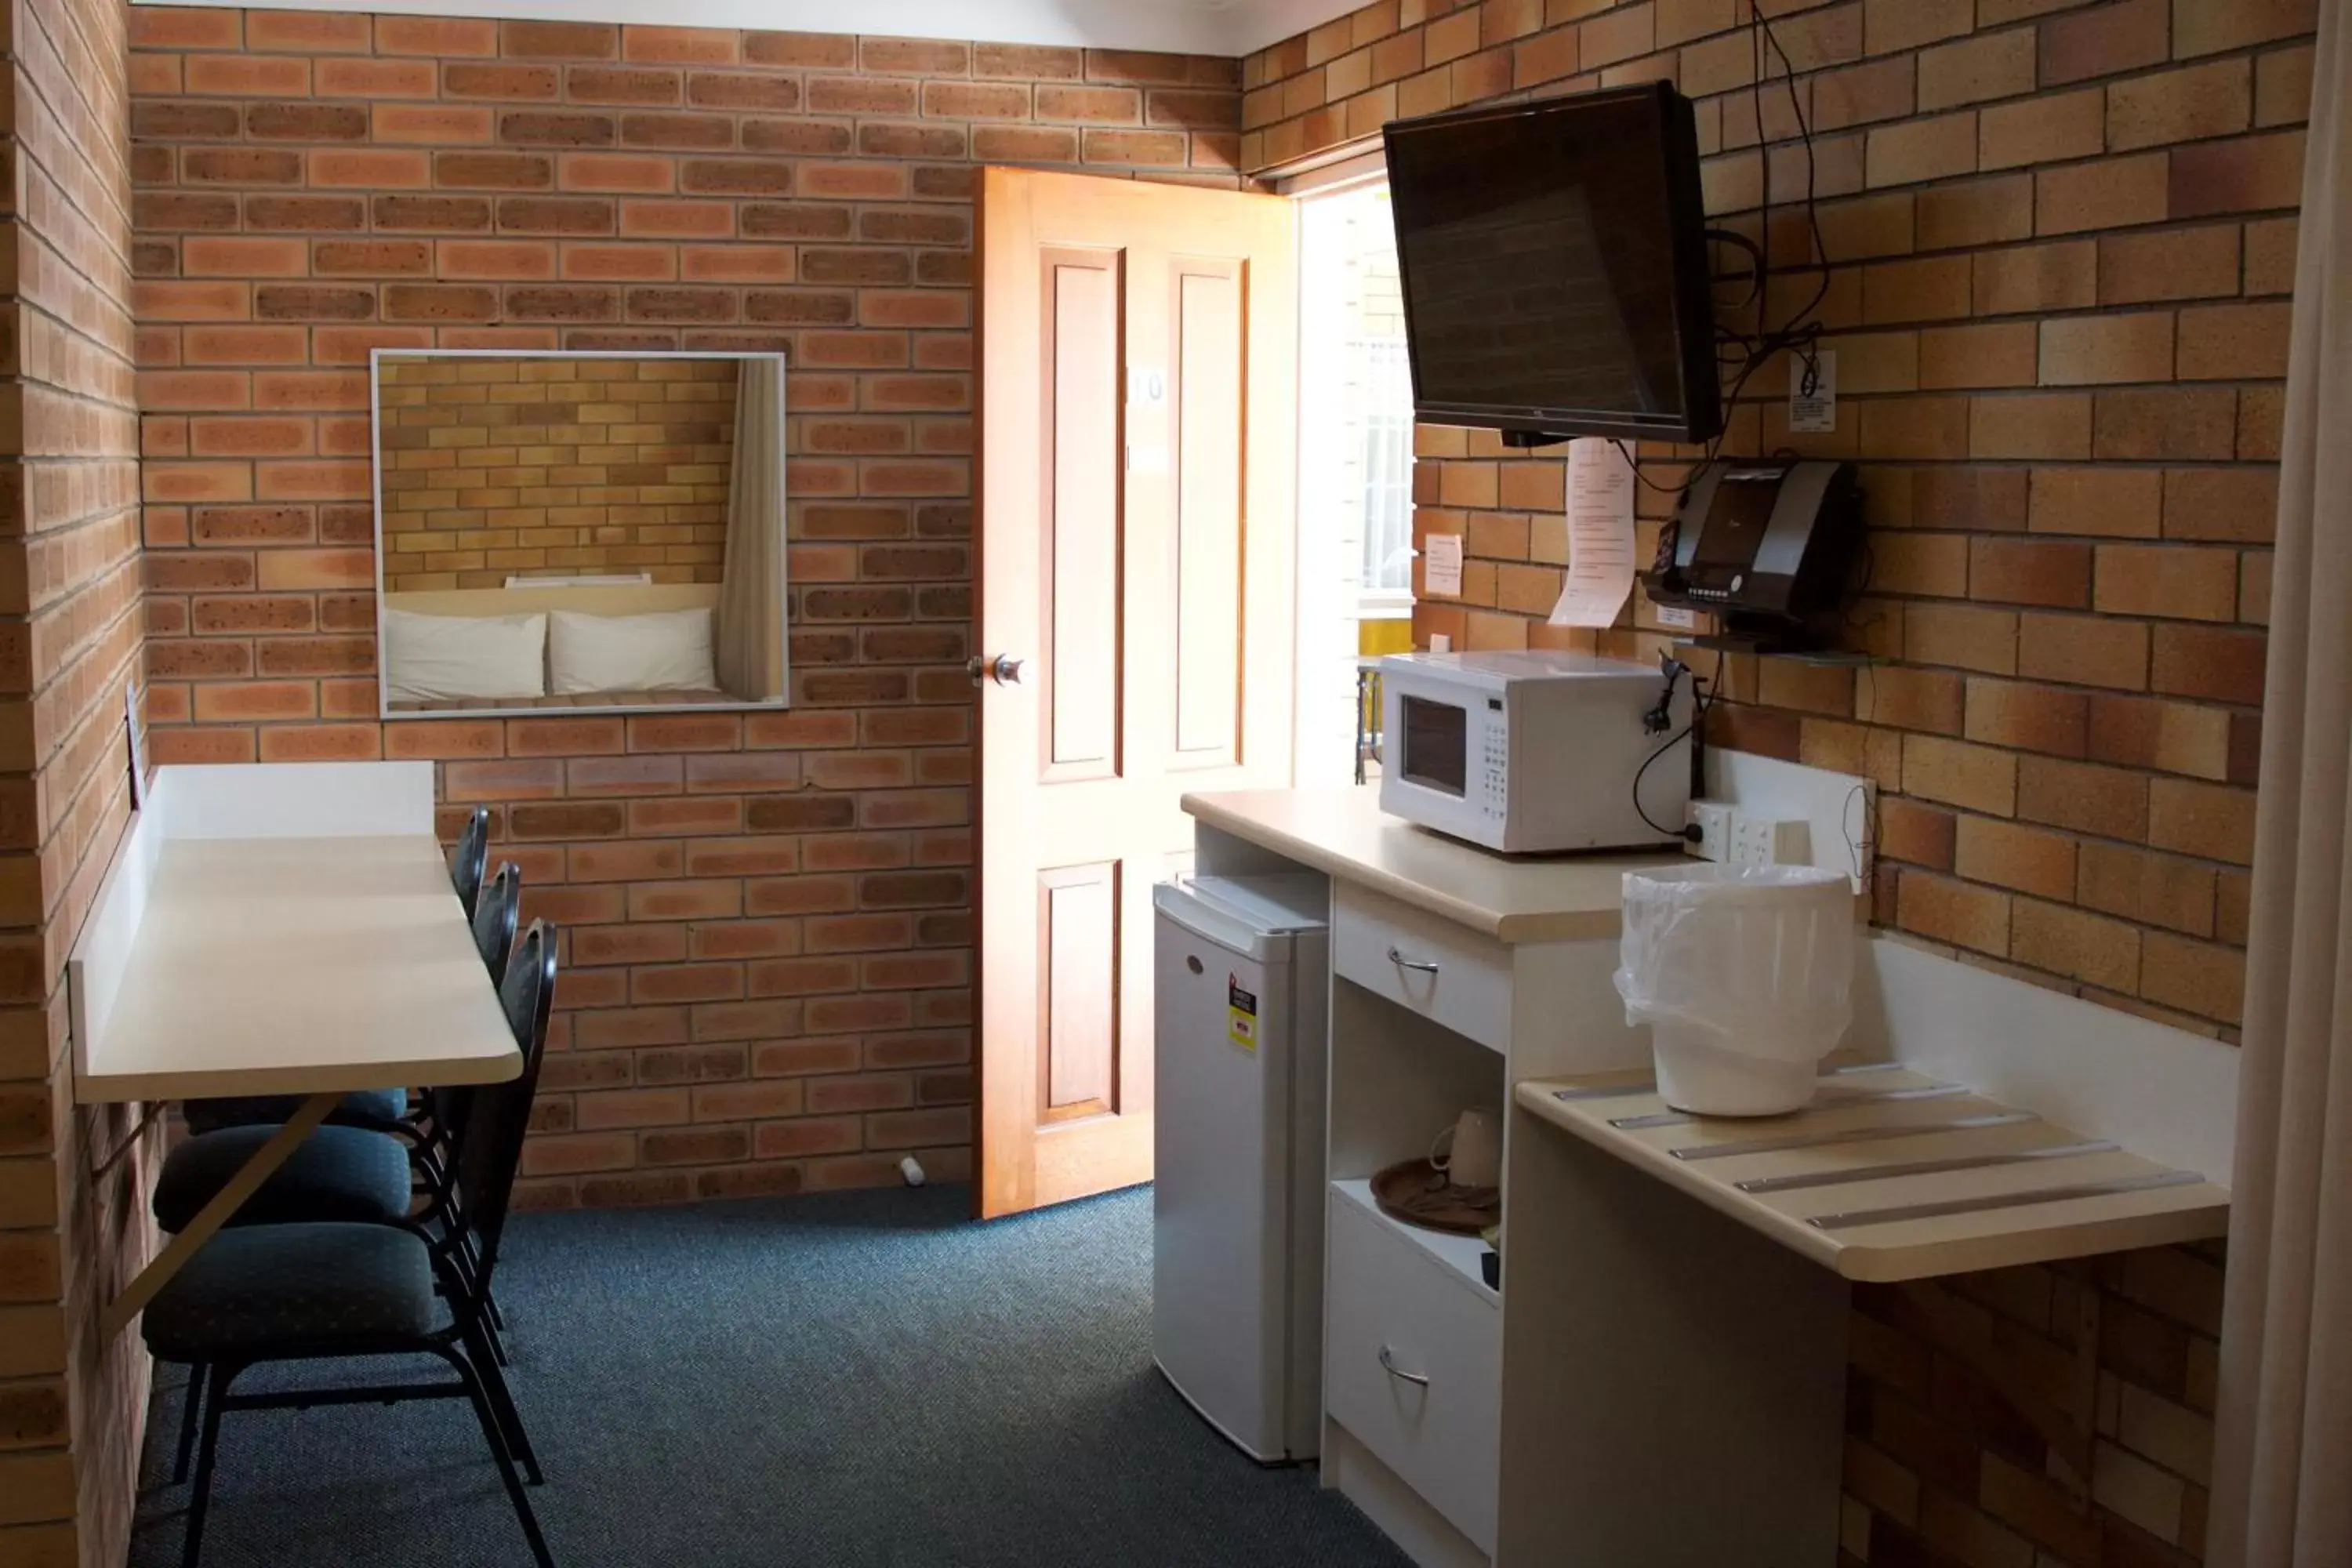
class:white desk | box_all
[1187,787,1673,1566]
[1183,787,2239,1568]
[71,762,518,1339]
[1185,786,1679,943]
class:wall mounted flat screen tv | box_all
[1383,83,1722,446]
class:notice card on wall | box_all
[1423,533,1464,597]
[1548,438,1637,629]
[1788,349,1837,434]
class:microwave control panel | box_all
[1480,703,1508,821]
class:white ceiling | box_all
[151,0,1359,57]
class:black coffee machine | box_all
[1642,459,1864,653]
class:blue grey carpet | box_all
[131,1185,1409,1567]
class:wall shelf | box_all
[1514,1064,2228,1284]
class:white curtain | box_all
[714,357,786,702]
[2209,8,2352,1563]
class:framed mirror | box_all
[368,350,788,718]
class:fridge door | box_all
[1152,887,1296,1461]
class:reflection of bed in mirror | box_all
[370,350,787,718]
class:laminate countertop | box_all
[76,833,518,1103]
[1181,786,1682,945]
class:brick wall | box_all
[1243,2,2307,1563]
[1249,0,2302,1042]
[126,7,1240,1210]
[377,352,738,590]
[0,0,152,1559]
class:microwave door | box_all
[1398,694,1469,797]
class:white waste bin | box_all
[1613,863,1856,1116]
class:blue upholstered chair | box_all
[148,919,561,1568]
[158,863,530,1476]
[449,804,491,916]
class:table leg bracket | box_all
[100,1092,338,1341]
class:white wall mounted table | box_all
[71,762,519,1341]
[1494,938,2236,1566]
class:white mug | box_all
[1429,1107,1502,1189]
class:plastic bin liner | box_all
[1613,863,1856,1065]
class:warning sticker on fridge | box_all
[1227,976,1258,1055]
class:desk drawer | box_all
[1325,1187,1500,1555]
[1334,883,1511,1054]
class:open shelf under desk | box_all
[1332,1176,1499,1308]
[1515,1062,2229,1283]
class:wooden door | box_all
[975,167,1298,1218]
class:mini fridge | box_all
[1152,873,1329,1463]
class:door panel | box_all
[977,168,1297,1218]
[1039,861,1119,1121]
[1044,248,1123,780]
[1173,259,1245,767]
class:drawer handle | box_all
[1386,946,1440,975]
[1377,1345,1430,1388]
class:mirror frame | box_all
[367,347,790,721]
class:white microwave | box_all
[1377,651,1692,855]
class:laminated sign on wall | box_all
[1788,350,1836,434]
[1549,437,1636,629]
[1422,533,1463,597]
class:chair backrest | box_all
[448,807,490,918]
[455,918,557,1297]
[470,862,521,981]
[431,861,522,1152]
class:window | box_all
[1294,171,1420,785]
[1300,180,1417,619]
[1356,337,1414,601]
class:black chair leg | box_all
[171,1362,205,1485]
[454,1228,506,1331]
[463,1319,542,1484]
[440,1345,555,1568]
[444,1234,510,1364]
[182,1363,235,1568]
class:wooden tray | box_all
[1371,1156,1500,1236]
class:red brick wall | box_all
[1242,2,2305,1563]
[1249,0,2303,1044]
[0,0,154,1559]
[125,7,1240,1210]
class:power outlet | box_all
[1684,800,1733,862]
[1730,815,1812,868]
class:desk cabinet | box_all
[1188,787,2238,1568]
[1332,883,1512,1056]
[1320,886,1653,1566]
[1325,1185,1501,1556]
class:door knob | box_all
[968,655,1025,686]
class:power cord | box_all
[1631,651,1723,840]
[1614,0,1831,503]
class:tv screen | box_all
[1383,83,1722,445]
